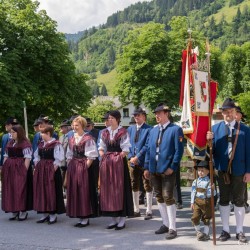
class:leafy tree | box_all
[84,98,116,122]
[88,80,100,96]
[220,44,245,98]
[235,91,250,125]
[0,0,91,126]
[100,84,108,96]
[116,22,180,110]
[240,42,250,92]
[100,63,109,74]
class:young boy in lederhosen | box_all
[191,159,216,241]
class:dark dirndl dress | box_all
[1,140,33,213]
[33,140,65,214]
[99,128,134,217]
[66,134,98,218]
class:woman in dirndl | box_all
[66,116,98,227]
[99,110,134,230]
[33,126,65,224]
[1,124,33,221]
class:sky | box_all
[37,0,151,34]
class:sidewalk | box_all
[0,187,249,250]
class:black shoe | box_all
[48,217,57,225]
[9,213,19,221]
[236,232,248,243]
[176,203,183,209]
[133,212,141,217]
[77,220,89,228]
[155,225,169,234]
[115,224,126,230]
[218,230,231,241]
[144,212,152,220]
[36,215,49,223]
[18,212,28,221]
[165,229,177,240]
[106,223,118,229]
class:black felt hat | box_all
[33,119,39,126]
[60,119,70,127]
[194,160,209,170]
[220,98,237,110]
[235,106,245,116]
[37,115,50,124]
[154,103,171,113]
[5,117,19,125]
[132,107,147,116]
[109,110,121,120]
[86,117,94,125]
[69,114,80,123]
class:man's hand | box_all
[130,156,138,165]
[164,168,173,175]
[243,173,250,183]
[144,170,150,180]
[206,131,214,140]
[191,204,194,210]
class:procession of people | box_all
[0,98,249,244]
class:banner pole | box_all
[23,101,29,138]
[206,39,216,246]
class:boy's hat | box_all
[194,156,210,170]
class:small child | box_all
[191,159,216,241]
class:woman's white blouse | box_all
[34,138,64,166]
[4,142,32,159]
[98,125,131,152]
[66,133,98,160]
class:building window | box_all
[123,108,129,117]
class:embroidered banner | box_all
[179,43,218,160]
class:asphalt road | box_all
[0,187,249,250]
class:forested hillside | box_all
[67,0,250,75]
[65,0,250,118]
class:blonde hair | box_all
[73,116,87,129]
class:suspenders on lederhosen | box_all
[194,179,210,200]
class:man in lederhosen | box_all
[127,107,153,220]
[207,98,250,244]
[144,103,184,240]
